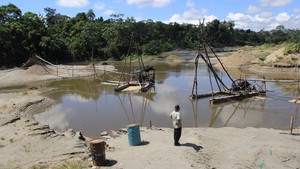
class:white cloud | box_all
[133,16,143,21]
[259,12,273,18]
[259,0,292,7]
[186,0,195,8]
[167,8,216,25]
[227,12,300,31]
[94,2,106,10]
[227,13,250,21]
[104,10,115,16]
[293,8,300,13]
[34,104,73,130]
[255,12,273,22]
[126,0,174,8]
[149,85,178,115]
[167,6,298,32]
[275,12,291,21]
[56,0,89,7]
[269,22,280,29]
[66,94,90,103]
[247,5,261,14]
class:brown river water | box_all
[34,62,300,137]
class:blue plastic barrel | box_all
[127,124,141,146]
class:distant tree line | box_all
[1,3,300,68]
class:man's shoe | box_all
[175,143,181,146]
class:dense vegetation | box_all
[1,3,300,68]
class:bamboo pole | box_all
[200,20,222,92]
[191,55,199,96]
[56,60,58,77]
[290,116,294,135]
[93,63,96,80]
[207,43,235,84]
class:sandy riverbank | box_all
[102,127,300,169]
[0,88,89,168]
[0,47,300,168]
[1,88,299,169]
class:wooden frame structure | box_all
[113,33,155,93]
[190,20,266,104]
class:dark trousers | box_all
[174,127,182,145]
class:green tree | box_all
[0,3,25,68]
[287,29,300,43]
[102,14,135,60]
[21,12,45,53]
[41,7,70,62]
[86,9,95,21]
[0,3,21,23]
[270,25,288,44]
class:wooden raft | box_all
[209,91,266,104]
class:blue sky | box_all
[1,0,299,31]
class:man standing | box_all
[170,105,182,146]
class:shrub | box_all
[258,56,266,61]
[284,43,300,55]
[291,56,298,62]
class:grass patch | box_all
[256,43,284,51]
[31,164,50,169]
[257,52,271,61]
[291,56,298,62]
[258,56,266,61]
[257,44,275,50]
[276,55,283,61]
[1,137,5,140]
[9,138,13,143]
[0,144,5,148]
[165,54,181,60]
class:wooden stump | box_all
[90,138,106,166]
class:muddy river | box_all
[35,62,300,137]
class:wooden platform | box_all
[114,82,154,92]
[190,91,266,104]
[122,86,142,91]
[209,91,266,104]
[189,91,229,99]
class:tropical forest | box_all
[1,3,300,68]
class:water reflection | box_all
[209,97,266,127]
[35,62,300,137]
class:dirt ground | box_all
[216,46,300,80]
[0,47,300,169]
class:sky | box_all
[1,0,299,31]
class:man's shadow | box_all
[181,143,203,152]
